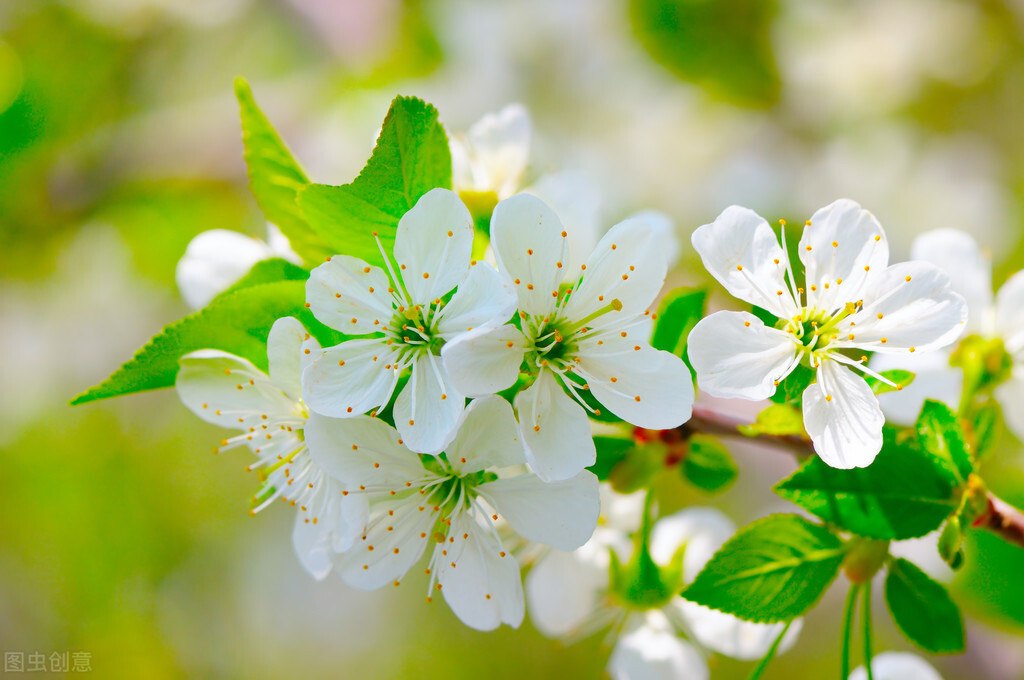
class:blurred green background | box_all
[3,0,1024,677]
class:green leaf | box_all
[774,429,960,540]
[213,258,310,302]
[298,96,451,269]
[650,287,707,365]
[916,399,973,483]
[738,403,804,437]
[885,557,965,653]
[682,434,737,492]
[969,398,1003,459]
[235,78,331,265]
[865,369,915,395]
[682,514,846,622]
[629,0,780,108]
[70,281,343,405]
[770,363,815,405]
[589,436,635,481]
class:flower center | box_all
[385,303,446,360]
[782,301,861,365]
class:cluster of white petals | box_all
[527,494,801,680]
[443,194,694,481]
[688,199,967,468]
[175,317,365,578]
[849,652,944,680]
[871,229,1024,438]
[450,103,532,201]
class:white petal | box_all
[176,350,296,430]
[691,206,798,318]
[306,255,393,335]
[267,316,312,401]
[465,103,531,199]
[799,199,890,311]
[996,270,1024,354]
[841,262,967,353]
[649,507,735,582]
[336,499,436,590]
[304,413,427,488]
[524,172,602,275]
[302,339,399,418]
[441,325,528,396]
[995,371,1024,442]
[630,210,681,268]
[490,193,567,316]
[446,396,525,474]
[870,350,961,426]
[525,548,605,637]
[394,354,464,454]
[849,652,944,680]
[803,360,884,469]
[687,311,798,400]
[674,601,802,661]
[437,514,525,631]
[911,229,992,333]
[292,511,333,580]
[578,338,693,429]
[435,262,516,339]
[175,229,274,309]
[478,471,599,550]
[600,485,646,534]
[609,612,709,680]
[563,217,667,323]
[515,370,595,482]
[393,188,474,303]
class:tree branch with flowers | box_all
[71,82,1024,680]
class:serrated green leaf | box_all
[916,399,973,483]
[738,403,804,437]
[865,369,915,395]
[235,78,331,265]
[212,258,309,302]
[885,557,964,653]
[70,281,344,405]
[683,434,737,492]
[774,430,960,540]
[650,287,707,365]
[298,96,451,270]
[589,436,634,481]
[682,514,846,622]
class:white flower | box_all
[302,188,516,454]
[526,501,801,680]
[688,199,967,468]
[849,652,944,680]
[450,104,531,200]
[175,316,365,579]
[871,229,1024,438]
[303,395,600,631]
[175,223,300,309]
[442,194,694,481]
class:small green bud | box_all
[842,538,890,584]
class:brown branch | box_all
[682,403,1024,551]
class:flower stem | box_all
[746,619,793,680]
[862,580,874,680]
[841,584,859,680]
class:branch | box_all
[683,403,1024,551]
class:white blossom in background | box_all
[688,199,967,468]
[527,501,801,680]
[175,316,365,579]
[450,103,531,200]
[303,396,600,631]
[302,188,516,454]
[175,223,301,309]
[442,193,694,482]
[849,652,944,680]
[871,229,1024,439]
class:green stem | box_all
[746,619,793,680]
[862,581,874,680]
[840,584,860,680]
